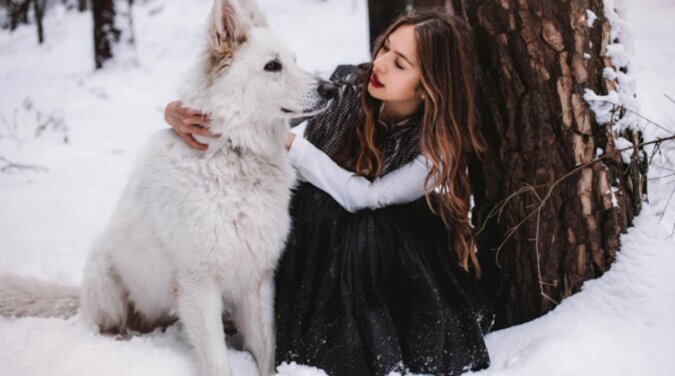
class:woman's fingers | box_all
[177,125,213,150]
[182,114,211,128]
[165,100,209,128]
[165,100,216,150]
[183,107,207,117]
[184,124,218,137]
[180,132,209,151]
[177,103,209,120]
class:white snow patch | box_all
[606,43,630,68]
[586,9,597,27]
[582,0,640,133]
[614,136,635,164]
[607,186,620,208]
[583,88,620,124]
[603,67,617,80]
[276,362,329,376]
[625,0,675,233]
[473,204,675,376]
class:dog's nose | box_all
[318,81,337,100]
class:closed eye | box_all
[382,44,403,69]
[264,59,282,72]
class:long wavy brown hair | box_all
[337,9,486,277]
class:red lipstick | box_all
[369,72,384,88]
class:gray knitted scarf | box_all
[302,64,422,176]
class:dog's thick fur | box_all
[0,1,334,375]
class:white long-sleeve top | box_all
[288,122,433,213]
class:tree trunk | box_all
[8,0,31,31]
[367,0,455,46]
[33,0,45,43]
[458,0,645,328]
[92,0,120,69]
[368,0,646,328]
[367,0,408,48]
[412,0,451,9]
[122,0,134,46]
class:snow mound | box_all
[475,204,675,376]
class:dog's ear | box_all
[238,0,267,27]
[209,0,252,54]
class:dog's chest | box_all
[135,132,296,295]
[165,149,294,268]
[202,153,294,291]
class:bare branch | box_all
[476,134,675,274]
[665,93,675,106]
[582,99,673,135]
[659,180,675,222]
[0,156,48,174]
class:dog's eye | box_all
[264,60,282,72]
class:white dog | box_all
[0,0,336,375]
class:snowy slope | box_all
[0,0,673,375]
[473,204,675,376]
[629,0,675,234]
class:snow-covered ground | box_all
[629,0,675,235]
[0,0,673,375]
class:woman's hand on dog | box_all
[165,100,298,153]
[164,101,216,151]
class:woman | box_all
[166,9,493,376]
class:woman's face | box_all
[367,24,422,104]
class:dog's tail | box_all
[0,274,80,319]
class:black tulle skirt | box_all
[274,183,493,376]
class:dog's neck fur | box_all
[179,53,288,162]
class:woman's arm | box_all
[287,122,309,182]
[286,132,432,213]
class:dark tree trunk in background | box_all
[4,0,45,42]
[412,0,450,9]
[92,0,120,68]
[367,0,646,328]
[123,0,135,45]
[367,0,453,46]
[8,0,31,30]
[367,0,407,48]
[33,0,45,43]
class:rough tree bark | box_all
[367,0,646,328]
[463,0,644,329]
[92,0,120,68]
